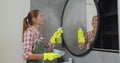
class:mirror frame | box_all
[61,0,100,56]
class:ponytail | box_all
[22,17,29,42]
[23,17,29,34]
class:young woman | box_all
[22,10,61,63]
[78,15,98,50]
[85,15,98,44]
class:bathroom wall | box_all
[0,0,30,63]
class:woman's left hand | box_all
[45,42,55,52]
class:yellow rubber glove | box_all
[56,27,63,44]
[50,27,63,44]
[43,53,61,61]
[50,32,57,44]
[77,28,85,43]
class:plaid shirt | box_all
[23,26,43,63]
[85,31,95,42]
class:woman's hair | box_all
[23,10,40,34]
[92,15,98,21]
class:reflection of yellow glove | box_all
[77,28,85,43]
[43,53,61,61]
[50,27,63,44]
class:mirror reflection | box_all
[62,0,98,56]
[78,15,98,50]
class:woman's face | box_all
[92,16,98,28]
[34,12,44,25]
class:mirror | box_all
[62,0,98,56]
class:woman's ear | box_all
[32,17,36,22]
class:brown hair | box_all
[22,10,40,41]
[23,10,40,34]
[92,15,98,22]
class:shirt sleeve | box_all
[23,29,34,59]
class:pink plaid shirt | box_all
[23,26,43,63]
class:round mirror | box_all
[62,0,98,56]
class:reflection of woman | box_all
[22,10,61,63]
[85,15,98,43]
[78,15,98,50]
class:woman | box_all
[86,15,98,43]
[22,10,61,63]
[78,15,98,50]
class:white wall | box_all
[117,0,120,62]
[86,0,97,31]
[0,0,30,63]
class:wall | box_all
[117,0,120,62]
[0,0,30,63]
[86,0,97,31]
[63,49,119,63]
